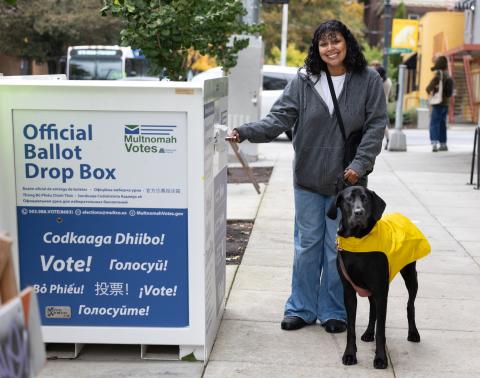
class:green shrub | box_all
[403,108,417,126]
[387,102,418,126]
[387,102,396,125]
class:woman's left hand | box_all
[344,168,360,184]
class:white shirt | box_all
[383,77,392,101]
[313,72,346,115]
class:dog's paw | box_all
[408,330,421,342]
[373,356,388,369]
[342,353,357,366]
[361,330,375,342]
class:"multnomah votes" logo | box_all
[124,124,177,154]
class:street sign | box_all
[391,19,419,52]
[388,47,413,54]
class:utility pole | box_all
[262,0,289,66]
[280,3,288,66]
[383,0,392,74]
[227,0,262,162]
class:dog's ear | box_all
[327,192,342,219]
[370,190,386,221]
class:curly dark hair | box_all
[304,20,367,76]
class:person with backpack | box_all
[426,56,454,152]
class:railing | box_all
[472,63,480,124]
[469,125,480,190]
[463,55,478,124]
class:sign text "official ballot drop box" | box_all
[0,78,228,361]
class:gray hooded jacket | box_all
[236,67,387,195]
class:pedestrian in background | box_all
[374,65,392,150]
[370,59,381,70]
[426,56,454,152]
[227,20,386,333]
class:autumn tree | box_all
[261,0,365,63]
[0,0,123,73]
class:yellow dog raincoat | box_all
[337,213,431,282]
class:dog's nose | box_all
[353,208,364,216]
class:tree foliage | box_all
[190,50,217,72]
[261,0,365,62]
[266,43,306,67]
[394,1,407,19]
[362,42,382,65]
[101,0,262,81]
[0,0,123,72]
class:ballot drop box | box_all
[0,78,228,361]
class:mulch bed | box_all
[226,166,273,265]
[226,220,254,265]
[227,166,273,184]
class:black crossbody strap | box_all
[325,69,346,142]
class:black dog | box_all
[327,186,430,369]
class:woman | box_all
[426,56,454,152]
[227,20,386,333]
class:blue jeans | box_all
[284,187,346,324]
[429,105,448,144]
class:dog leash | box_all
[337,248,372,297]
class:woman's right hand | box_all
[225,129,240,143]
[344,168,360,185]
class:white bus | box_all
[66,45,149,80]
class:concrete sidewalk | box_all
[40,127,479,377]
[205,127,480,377]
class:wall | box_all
[417,11,464,102]
[0,54,20,75]
[0,54,48,76]
[363,0,454,47]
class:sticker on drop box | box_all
[45,306,71,319]
[175,88,194,95]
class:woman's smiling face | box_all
[318,31,347,73]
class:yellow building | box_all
[403,11,464,111]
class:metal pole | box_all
[388,64,407,151]
[383,0,391,75]
[477,125,480,190]
[280,3,288,66]
[395,65,406,131]
[470,127,478,185]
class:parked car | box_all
[191,64,298,140]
